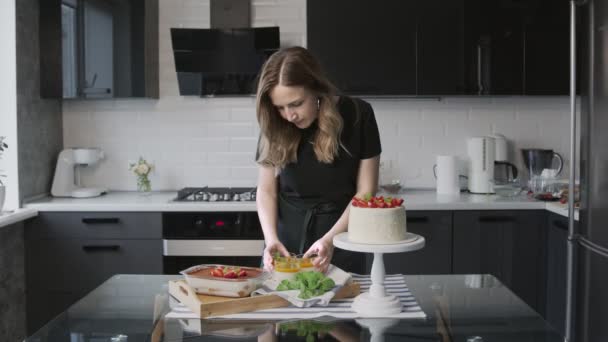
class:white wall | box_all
[0,0,19,209]
[63,0,572,191]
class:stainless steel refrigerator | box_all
[566,0,608,341]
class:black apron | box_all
[276,192,366,274]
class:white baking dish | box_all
[180,264,268,297]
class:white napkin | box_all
[252,265,351,308]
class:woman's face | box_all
[269,84,318,129]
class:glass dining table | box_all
[26,274,562,342]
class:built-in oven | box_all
[162,211,264,274]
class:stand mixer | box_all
[51,148,107,198]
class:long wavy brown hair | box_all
[255,47,343,168]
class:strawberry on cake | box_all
[348,194,407,244]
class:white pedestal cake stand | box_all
[333,232,425,316]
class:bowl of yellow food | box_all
[296,255,316,272]
[272,254,300,282]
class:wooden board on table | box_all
[168,279,360,318]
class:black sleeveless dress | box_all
[267,96,381,274]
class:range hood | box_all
[171,27,280,96]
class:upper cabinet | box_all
[307,0,417,95]
[417,0,466,95]
[522,0,570,95]
[465,0,526,95]
[40,0,159,99]
[464,0,570,95]
[307,0,569,96]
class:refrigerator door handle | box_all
[578,236,608,259]
[566,1,581,341]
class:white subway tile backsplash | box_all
[469,107,516,122]
[158,141,190,162]
[61,0,573,191]
[230,138,258,153]
[280,33,306,47]
[187,138,231,153]
[230,108,257,122]
[157,121,205,139]
[183,166,235,187]
[252,4,303,21]
[208,153,257,167]
[376,119,399,137]
[444,117,493,139]
[231,167,259,180]
[204,123,254,138]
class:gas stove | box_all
[174,187,257,202]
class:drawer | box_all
[26,212,162,239]
[27,238,162,293]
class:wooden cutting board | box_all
[168,279,360,318]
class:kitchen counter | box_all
[546,201,579,221]
[0,208,38,229]
[23,190,578,219]
[25,273,562,341]
[24,191,257,212]
[23,189,546,211]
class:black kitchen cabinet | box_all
[307,0,417,95]
[453,210,546,312]
[417,0,467,94]
[367,211,453,275]
[463,0,570,95]
[523,0,570,95]
[39,0,159,99]
[25,212,162,334]
[464,0,526,95]
[544,213,571,337]
[308,0,569,96]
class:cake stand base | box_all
[333,232,425,316]
[356,319,400,342]
[352,292,402,316]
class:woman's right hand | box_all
[263,240,290,272]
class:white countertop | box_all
[24,191,257,212]
[0,208,38,229]
[22,190,573,215]
[546,202,579,221]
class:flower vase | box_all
[137,176,152,196]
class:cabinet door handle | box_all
[553,220,569,230]
[407,216,429,223]
[82,217,120,224]
[478,215,515,223]
[82,245,121,252]
[477,43,484,95]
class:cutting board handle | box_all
[177,282,201,304]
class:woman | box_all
[255,46,381,274]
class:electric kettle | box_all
[467,136,495,194]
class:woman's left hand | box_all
[303,237,334,273]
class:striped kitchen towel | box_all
[165,274,426,319]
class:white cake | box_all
[348,205,407,243]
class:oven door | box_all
[162,239,264,274]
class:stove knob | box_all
[233,193,240,201]
[223,193,231,201]
[210,193,219,202]
[201,193,210,201]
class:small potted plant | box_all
[0,136,8,211]
[129,157,153,195]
